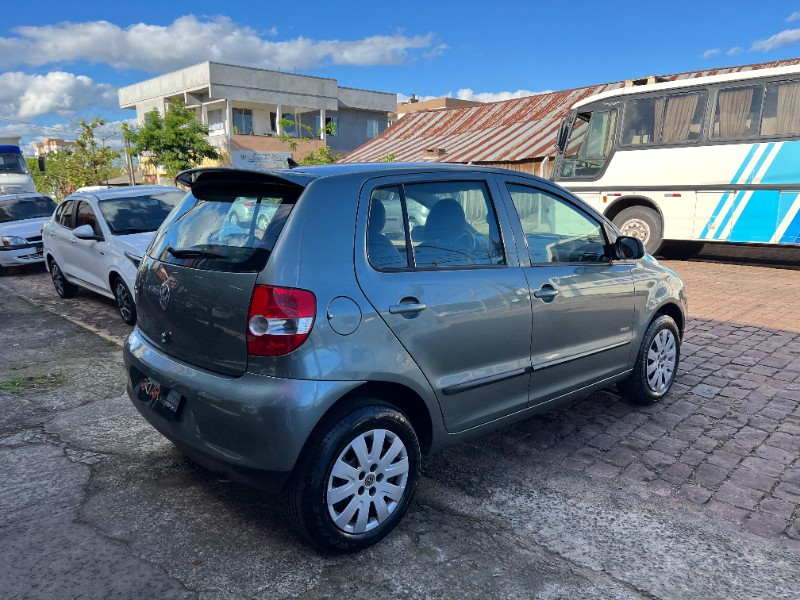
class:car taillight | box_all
[247,285,316,356]
[243,201,255,207]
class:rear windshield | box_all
[0,196,56,223]
[146,183,303,273]
[98,191,185,234]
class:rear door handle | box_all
[389,302,426,315]
[533,286,559,301]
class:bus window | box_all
[761,81,800,136]
[622,97,660,145]
[712,84,763,139]
[558,110,616,179]
[660,92,706,143]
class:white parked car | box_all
[0,193,57,275]
[42,185,185,324]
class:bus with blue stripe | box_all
[552,65,800,256]
[0,136,36,196]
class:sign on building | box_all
[231,151,292,171]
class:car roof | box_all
[177,163,547,190]
[65,185,185,202]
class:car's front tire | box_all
[112,276,137,325]
[49,259,77,298]
[285,400,421,553]
[618,314,680,404]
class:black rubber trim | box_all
[533,340,631,371]
[441,366,533,396]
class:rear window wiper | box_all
[166,246,226,259]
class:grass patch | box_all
[0,373,67,394]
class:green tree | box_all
[276,117,338,163]
[25,119,122,200]
[122,100,219,179]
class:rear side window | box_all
[147,183,303,273]
[367,180,505,270]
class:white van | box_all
[0,136,36,195]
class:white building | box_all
[118,61,397,159]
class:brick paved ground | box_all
[510,259,800,544]
[2,257,799,544]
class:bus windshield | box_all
[0,152,29,175]
[558,110,616,179]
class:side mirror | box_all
[73,224,101,241]
[614,235,645,260]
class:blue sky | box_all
[3,1,800,151]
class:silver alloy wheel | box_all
[620,218,651,244]
[327,428,409,534]
[257,213,269,230]
[114,281,133,322]
[646,329,677,392]
[51,263,65,295]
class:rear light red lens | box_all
[247,285,316,356]
[243,201,255,207]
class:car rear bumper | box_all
[124,329,363,485]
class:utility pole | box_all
[124,136,135,186]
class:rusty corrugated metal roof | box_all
[341,58,800,164]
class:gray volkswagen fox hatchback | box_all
[125,164,686,552]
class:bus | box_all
[551,65,800,257]
[0,136,36,196]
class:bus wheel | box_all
[659,241,704,260]
[613,206,663,255]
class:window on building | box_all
[232,108,254,135]
[207,109,225,133]
[314,115,338,137]
[367,120,383,139]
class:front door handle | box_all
[533,285,559,301]
[389,302,427,315]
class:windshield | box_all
[147,183,302,273]
[557,109,617,180]
[0,196,56,223]
[0,152,29,175]
[98,191,185,234]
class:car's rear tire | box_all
[618,314,680,404]
[0,264,7,276]
[49,259,77,298]
[257,213,269,231]
[613,206,663,255]
[285,400,421,553]
[229,212,240,226]
[112,276,137,325]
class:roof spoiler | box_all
[175,167,307,190]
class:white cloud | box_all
[0,71,118,118]
[749,28,800,52]
[396,93,444,103]
[727,47,743,55]
[787,11,800,22]
[703,48,721,59]
[0,16,437,72]
[455,88,550,103]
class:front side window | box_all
[232,108,254,135]
[75,201,100,235]
[761,80,800,136]
[57,199,74,228]
[507,184,608,264]
[559,110,617,179]
[712,85,763,139]
[367,181,505,270]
